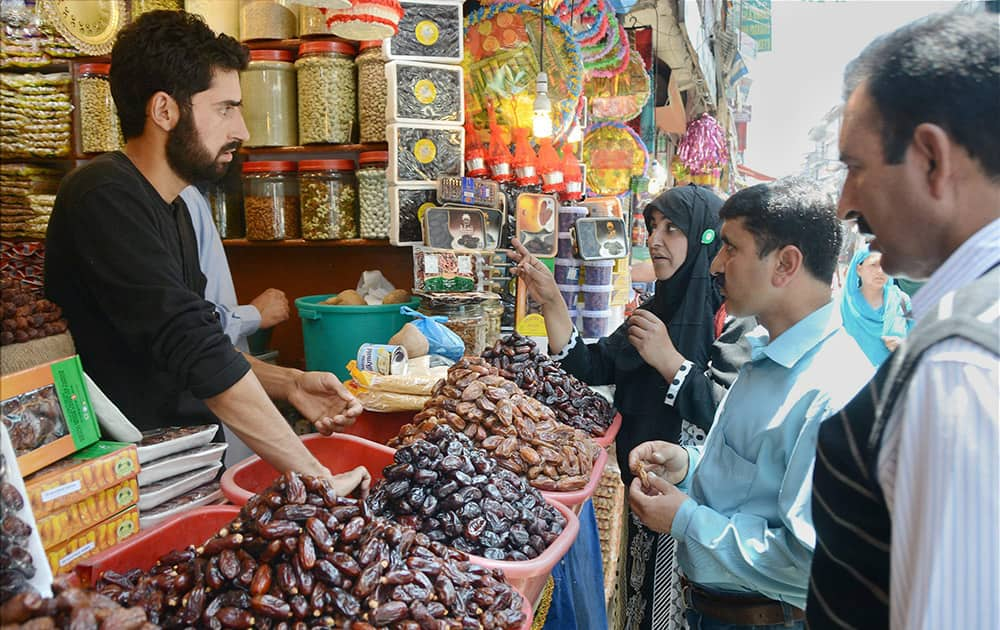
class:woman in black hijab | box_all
[511,185,752,630]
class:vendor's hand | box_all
[628,474,690,534]
[251,288,290,329]
[322,465,371,500]
[882,336,902,352]
[288,371,363,435]
[626,310,684,378]
[508,237,562,307]
[629,440,689,486]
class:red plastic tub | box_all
[339,409,414,444]
[75,505,240,587]
[540,446,608,509]
[221,433,397,506]
[593,412,622,449]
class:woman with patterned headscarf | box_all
[511,185,753,630]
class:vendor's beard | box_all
[166,109,240,185]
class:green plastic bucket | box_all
[295,294,420,381]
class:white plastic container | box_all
[138,482,223,530]
[580,309,611,339]
[389,183,438,245]
[135,425,218,464]
[137,463,222,511]
[385,60,464,124]
[582,258,614,285]
[580,283,612,310]
[554,258,582,284]
[557,283,579,311]
[138,443,228,487]
[384,0,463,64]
[387,123,464,185]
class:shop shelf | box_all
[239,142,387,156]
[222,238,393,247]
[220,433,396,505]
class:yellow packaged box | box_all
[46,505,139,574]
[35,477,139,549]
[24,441,139,518]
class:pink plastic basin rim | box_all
[593,412,621,449]
[540,447,608,507]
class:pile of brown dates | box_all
[370,425,566,562]
[390,357,601,492]
[481,333,614,437]
[1,453,37,605]
[96,472,526,629]
[1,578,156,629]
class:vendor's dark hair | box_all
[844,11,999,178]
[110,10,249,139]
[720,178,843,282]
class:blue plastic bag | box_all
[400,306,465,361]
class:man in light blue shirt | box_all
[628,179,874,629]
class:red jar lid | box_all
[243,160,297,173]
[249,49,294,63]
[358,151,389,164]
[77,62,110,75]
[358,40,383,51]
[299,159,356,171]
[298,40,356,57]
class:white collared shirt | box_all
[877,218,1000,630]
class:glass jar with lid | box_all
[185,0,240,39]
[355,40,387,143]
[240,49,297,148]
[299,159,358,240]
[296,40,355,145]
[239,0,297,41]
[482,293,503,347]
[208,182,245,239]
[242,160,300,240]
[418,294,487,356]
[357,151,388,239]
[75,63,122,154]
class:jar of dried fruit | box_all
[418,294,486,356]
[242,160,300,240]
[75,63,122,154]
[298,159,358,240]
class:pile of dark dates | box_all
[1,578,156,629]
[481,333,614,437]
[370,425,566,562]
[96,472,526,629]
[1,453,37,605]
[390,357,601,492]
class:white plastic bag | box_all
[357,270,396,305]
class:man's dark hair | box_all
[844,11,999,178]
[720,178,843,282]
[110,11,248,139]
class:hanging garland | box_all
[676,113,728,176]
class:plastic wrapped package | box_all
[386,61,463,124]
[138,481,223,530]
[356,41,387,142]
[0,72,72,158]
[387,123,464,184]
[135,424,218,464]
[137,442,228,487]
[137,462,222,511]
[385,0,463,63]
[389,183,437,245]
[412,246,481,292]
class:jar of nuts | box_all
[75,63,122,154]
[239,0,297,40]
[298,159,358,240]
[355,40,387,143]
[357,151,388,239]
[295,40,355,145]
[240,49,298,147]
[242,160,300,240]
[418,294,487,356]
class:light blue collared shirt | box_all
[672,300,875,609]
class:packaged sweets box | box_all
[0,355,101,476]
[46,505,139,575]
[34,477,139,549]
[23,440,139,518]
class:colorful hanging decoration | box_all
[676,113,729,179]
[582,14,629,78]
[325,0,403,40]
[582,122,648,196]
[559,147,584,201]
[463,3,583,143]
[536,137,564,193]
[585,49,650,122]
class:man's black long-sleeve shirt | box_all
[45,152,250,432]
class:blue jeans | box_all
[685,608,806,630]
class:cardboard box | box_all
[35,477,139,548]
[24,441,139,518]
[46,505,139,575]
[0,356,100,476]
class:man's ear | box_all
[147,91,180,133]
[910,123,951,200]
[772,245,803,288]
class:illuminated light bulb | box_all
[532,72,552,139]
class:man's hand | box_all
[323,465,372,499]
[629,440,690,486]
[251,288,290,329]
[288,371,363,435]
[508,237,562,307]
[628,474,690,534]
[627,310,685,379]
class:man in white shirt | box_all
[806,10,998,630]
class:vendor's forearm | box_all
[204,371,327,476]
[541,298,574,352]
[245,353,303,401]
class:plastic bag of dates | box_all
[0,578,155,629]
[480,333,614,438]
[370,425,566,561]
[389,357,602,492]
[95,471,527,629]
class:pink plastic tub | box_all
[540,446,608,509]
[221,433,396,506]
[594,412,622,449]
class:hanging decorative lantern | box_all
[325,0,403,41]
[677,113,729,176]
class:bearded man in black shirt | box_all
[45,11,369,496]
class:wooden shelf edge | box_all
[222,238,399,248]
[240,142,387,156]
